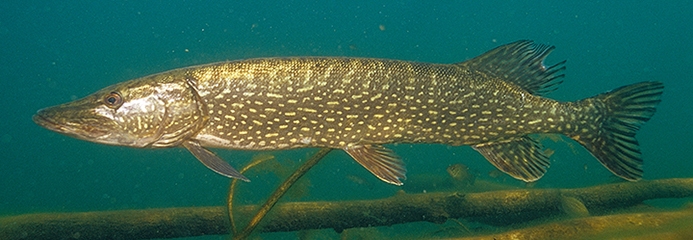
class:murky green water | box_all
[1,1,691,239]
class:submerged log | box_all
[459,206,693,240]
[1,178,692,240]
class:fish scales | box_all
[33,40,664,185]
[189,58,568,149]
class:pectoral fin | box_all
[472,136,549,182]
[344,144,406,186]
[182,141,249,182]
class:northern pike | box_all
[33,40,663,185]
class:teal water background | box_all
[1,1,691,238]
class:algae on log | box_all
[1,178,692,240]
[460,206,693,240]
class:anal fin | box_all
[344,144,407,186]
[472,136,549,182]
[182,141,249,182]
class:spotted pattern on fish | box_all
[189,58,587,149]
[33,40,664,185]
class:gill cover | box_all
[33,72,207,148]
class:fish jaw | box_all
[33,73,207,148]
[33,107,114,142]
[33,92,163,148]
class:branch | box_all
[1,178,692,239]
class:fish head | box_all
[33,73,206,148]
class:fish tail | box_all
[570,81,664,181]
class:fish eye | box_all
[104,92,123,108]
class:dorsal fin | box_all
[456,40,566,96]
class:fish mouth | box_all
[32,109,109,140]
[32,110,65,133]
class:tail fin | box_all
[571,82,664,181]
